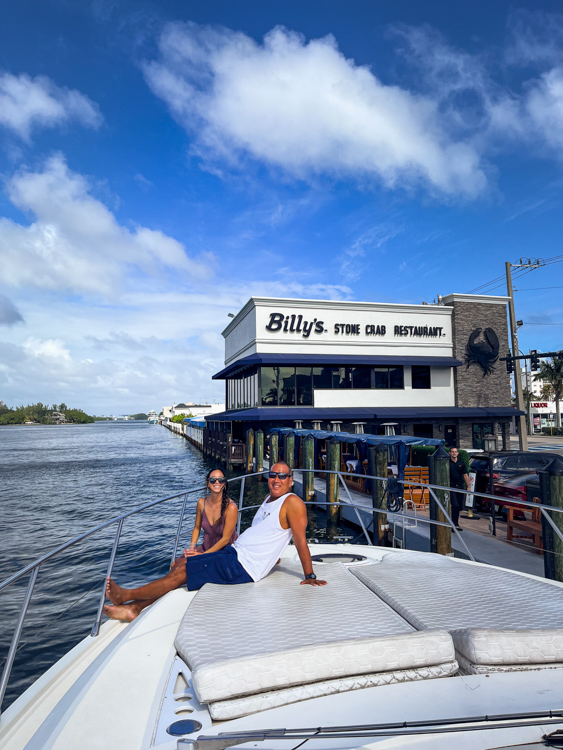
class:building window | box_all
[352,366,371,389]
[373,366,404,389]
[261,367,277,406]
[412,365,431,389]
[296,367,313,405]
[313,366,332,389]
[472,423,493,450]
[413,424,433,438]
[332,367,352,389]
[278,367,296,406]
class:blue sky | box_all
[1,0,563,414]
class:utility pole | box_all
[505,258,543,451]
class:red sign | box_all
[532,402,548,408]
[533,416,541,426]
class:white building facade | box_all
[207,295,519,450]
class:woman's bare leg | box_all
[106,563,187,605]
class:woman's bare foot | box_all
[106,577,129,605]
[103,598,156,622]
[103,603,138,622]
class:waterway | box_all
[0,421,217,708]
[0,421,353,709]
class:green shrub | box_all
[541,426,563,436]
[410,445,436,467]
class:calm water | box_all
[0,421,225,708]
[0,421,352,709]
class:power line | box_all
[515,286,563,291]
[465,256,563,295]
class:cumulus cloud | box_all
[0,72,102,140]
[0,155,215,296]
[144,23,487,197]
[0,294,24,326]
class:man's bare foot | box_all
[106,577,129,605]
[103,603,139,622]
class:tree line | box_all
[0,402,95,425]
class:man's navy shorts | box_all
[185,546,253,591]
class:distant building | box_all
[162,402,225,420]
[50,411,66,424]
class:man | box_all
[449,448,470,531]
[104,462,327,621]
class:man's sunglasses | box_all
[208,477,227,484]
[268,472,291,480]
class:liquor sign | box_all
[532,402,548,408]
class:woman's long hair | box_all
[206,468,230,518]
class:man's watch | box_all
[304,572,317,580]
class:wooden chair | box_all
[506,496,543,554]
[403,467,430,508]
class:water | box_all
[0,421,216,709]
[0,422,357,710]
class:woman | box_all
[184,468,238,556]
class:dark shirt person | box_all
[103,463,327,622]
[449,448,470,530]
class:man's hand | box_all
[300,578,327,586]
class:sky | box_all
[1,0,563,415]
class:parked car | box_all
[489,473,537,519]
[469,451,562,514]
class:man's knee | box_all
[164,562,187,589]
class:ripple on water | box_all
[0,422,214,708]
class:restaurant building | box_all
[205,294,518,452]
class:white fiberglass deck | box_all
[1,544,563,750]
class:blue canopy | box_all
[270,427,444,481]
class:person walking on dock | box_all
[449,448,470,531]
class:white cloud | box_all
[23,337,71,361]
[524,67,563,150]
[0,155,215,296]
[0,72,102,140]
[144,23,487,197]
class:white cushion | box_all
[208,661,459,721]
[453,628,563,666]
[174,561,455,704]
[352,554,563,669]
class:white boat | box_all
[148,411,159,424]
[1,472,563,750]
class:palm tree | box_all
[534,358,563,428]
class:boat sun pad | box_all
[352,553,563,673]
[174,562,456,718]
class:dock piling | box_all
[302,435,315,501]
[255,430,264,473]
[270,432,279,466]
[285,432,295,470]
[539,460,563,581]
[368,446,388,545]
[326,438,341,526]
[246,428,254,473]
[429,447,452,555]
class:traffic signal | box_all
[530,350,540,371]
[506,356,514,374]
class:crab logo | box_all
[465,327,499,377]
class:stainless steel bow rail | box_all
[2,469,563,713]
[178,711,563,750]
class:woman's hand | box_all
[184,546,198,557]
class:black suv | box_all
[470,451,563,497]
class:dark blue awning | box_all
[205,406,523,422]
[212,353,462,380]
[270,427,444,447]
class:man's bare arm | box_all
[284,495,327,586]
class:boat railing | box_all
[2,468,563,713]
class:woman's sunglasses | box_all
[208,477,227,484]
[268,472,291,480]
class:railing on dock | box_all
[1,468,563,714]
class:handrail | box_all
[2,467,563,713]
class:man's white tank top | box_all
[233,492,294,582]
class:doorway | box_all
[444,425,457,448]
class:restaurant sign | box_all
[265,312,445,340]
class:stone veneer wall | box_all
[446,300,512,409]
